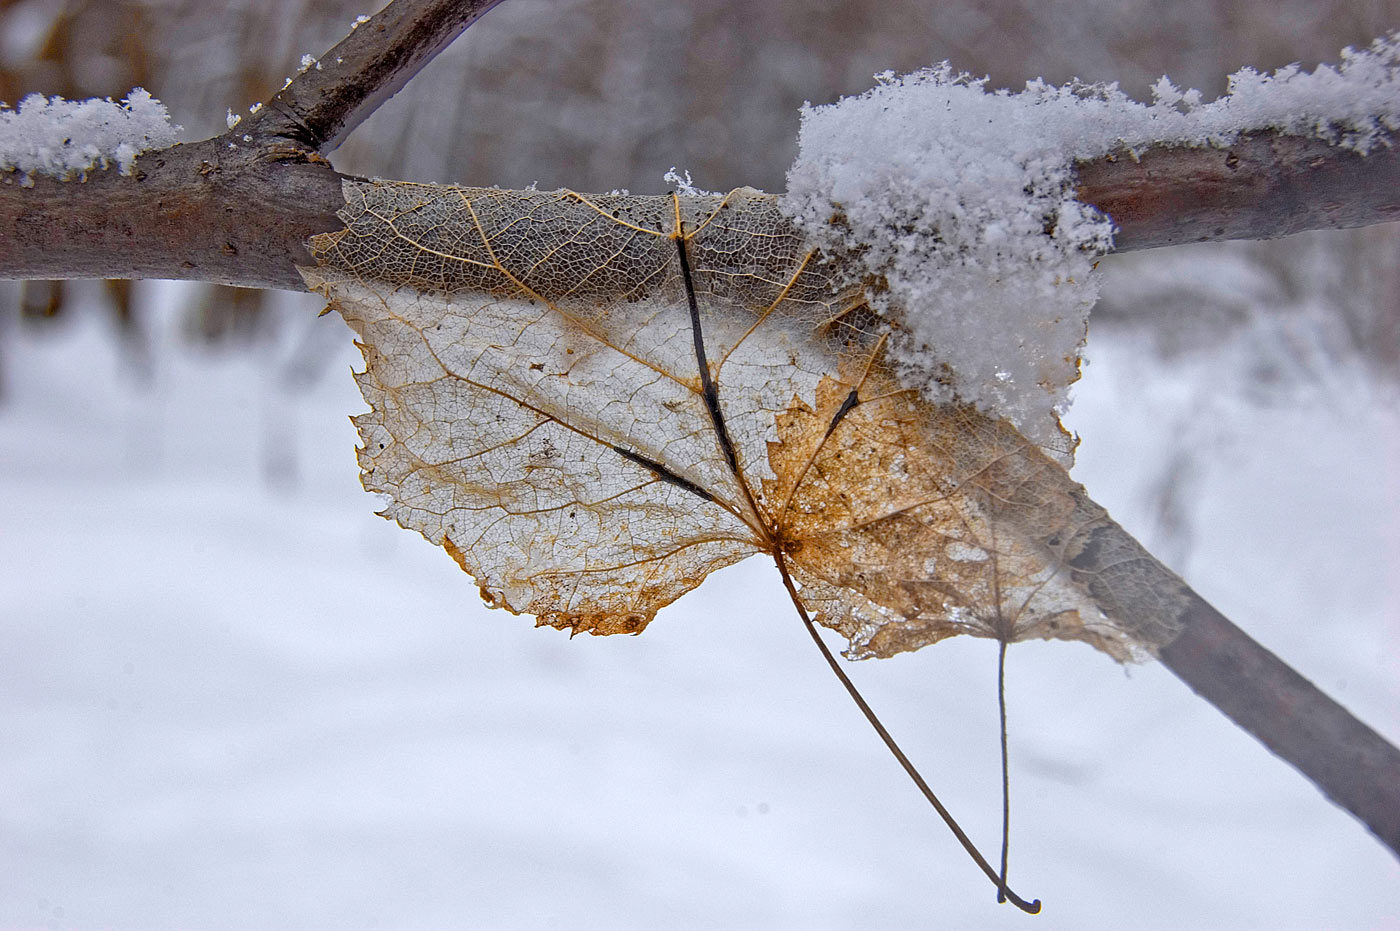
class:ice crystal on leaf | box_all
[302,181,1163,661]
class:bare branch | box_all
[1157,597,1400,857]
[0,0,1396,285]
[244,0,506,153]
[1043,486,1400,856]
[0,139,348,290]
[1077,130,1400,251]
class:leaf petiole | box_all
[772,549,1042,915]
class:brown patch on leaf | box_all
[765,373,1134,660]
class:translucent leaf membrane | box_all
[303,180,1162,659]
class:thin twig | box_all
[245,0,506,153]
[997,638,1011,904]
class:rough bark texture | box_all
[0,138,345,290]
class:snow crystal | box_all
[0,88,180,182]
[782,32,1400,450]
[662,166,717,197]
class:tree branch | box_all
[0,0,509,289]
[0,139,346,290]
[1157,598,1400,856]
[244,0,505,153]
[3,129,1397,288]
[0,0,1395,283]
[1039,481,1400,856]
[1076,131,1400,251]
[955,410,1400,856]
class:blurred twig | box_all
[1021,476,1400,857]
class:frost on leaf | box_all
[302,180,1159,659]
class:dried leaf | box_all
[301,180,1167,659]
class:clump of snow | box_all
[783,68,1111,451]
[782,32,1400,450]
[0,88,180,182]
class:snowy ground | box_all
[1,277,1398,930]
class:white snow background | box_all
[2,253,1398,929]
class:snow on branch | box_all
[0,8,1396,297]
[0,89,180,183]
[782,31,1400,449]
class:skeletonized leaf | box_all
[301,180,1168,659]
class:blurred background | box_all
[2,1,1398,929]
